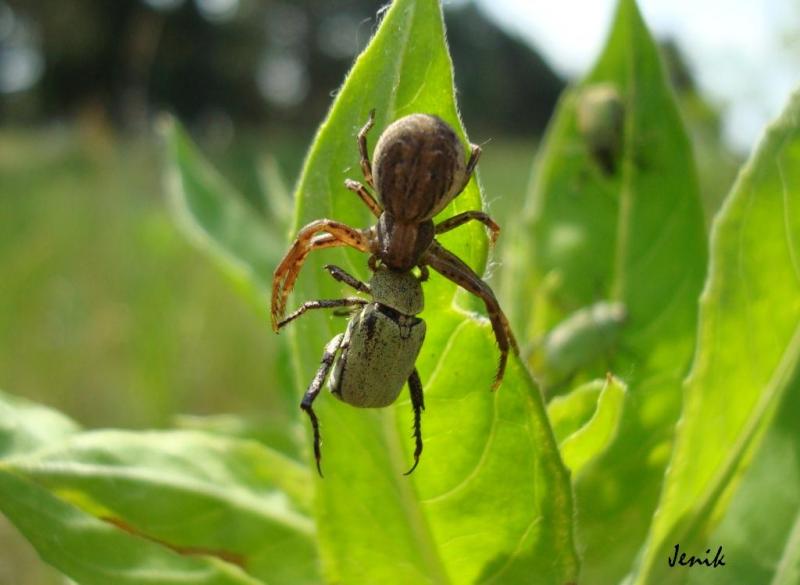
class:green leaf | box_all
[0,467,263,585]
[284,0,577,583]
[173,412,302,461]
[548,376,627,476]
[686,383,800,585]
[3,430,319,584]
[163,118,284,308]
[632,88,800,585]
[548,379,606,443]
[530,301,627,394]
[0,388,81,459]
[502,0,707,580]
[507,0,706,583]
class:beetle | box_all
[576,83,625,175]
[277,263,427,476]
[272,110,517,389]
[529,300,627,395]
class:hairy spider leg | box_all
[404,368,425,475]
[277,264,372,329]
[301,333,344,477]
[455,143,482,195]
[323,264,371,294]
[277,298,367,330]
[271,220,374,331]
[344,179,382,217]
[357,109,376,189]
[423,240,519,390]
[435,211,500,245]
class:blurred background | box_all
[0,0,795,582]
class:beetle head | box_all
[372,114,467,223]
[369,266,424,316]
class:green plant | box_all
[1,0,799,583]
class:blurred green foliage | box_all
[0,129,284,428]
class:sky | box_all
[468,0,800,153]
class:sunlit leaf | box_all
[4,429,318,584]
[0,466,264,585]
[0,388,80,459]
[686,384,800,585]
[173,413,302,461]
[632,88,800,585]
[548,376,627,476]
[283,0,578,583]
[548,379,606,443]
[501,0,707,580]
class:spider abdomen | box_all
[372,113,467,223]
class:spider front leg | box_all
[301,333,344,477]
[453,143,482,194]
[278,297,367,329]
[423,240,518,390]
[277,264,372,329]
[344,179,382,218]
[323,264,371,294]
[271,220,374,331]
[435,211,500,245]
[357,109,376,188]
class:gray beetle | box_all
[277,263,427,476]
[530,301,627,395]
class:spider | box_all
[272,110,518,388]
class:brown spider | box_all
[271,110,518,389]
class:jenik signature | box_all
[668,544,725,568]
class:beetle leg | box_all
[435,211,500,245]
[357,109,376,188]
[422,240,518,390]
[404,369,425,475]
[278,297,367,329]
[271,220,375,331]
[323,264,371,294]
[344,179,382,217]
[301,333,344,477]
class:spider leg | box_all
[271,220,375,331]
[368,254,380,272]
[454,143,482,194]
[278,297,367,329]
[323,264,371,294]
[435,211,500,245]
[422,239,518,390]
[465,143,481,176]
[301,333,344,477]
[404,369,425,475]
[344,179,382,217]
[357,109,376,188]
